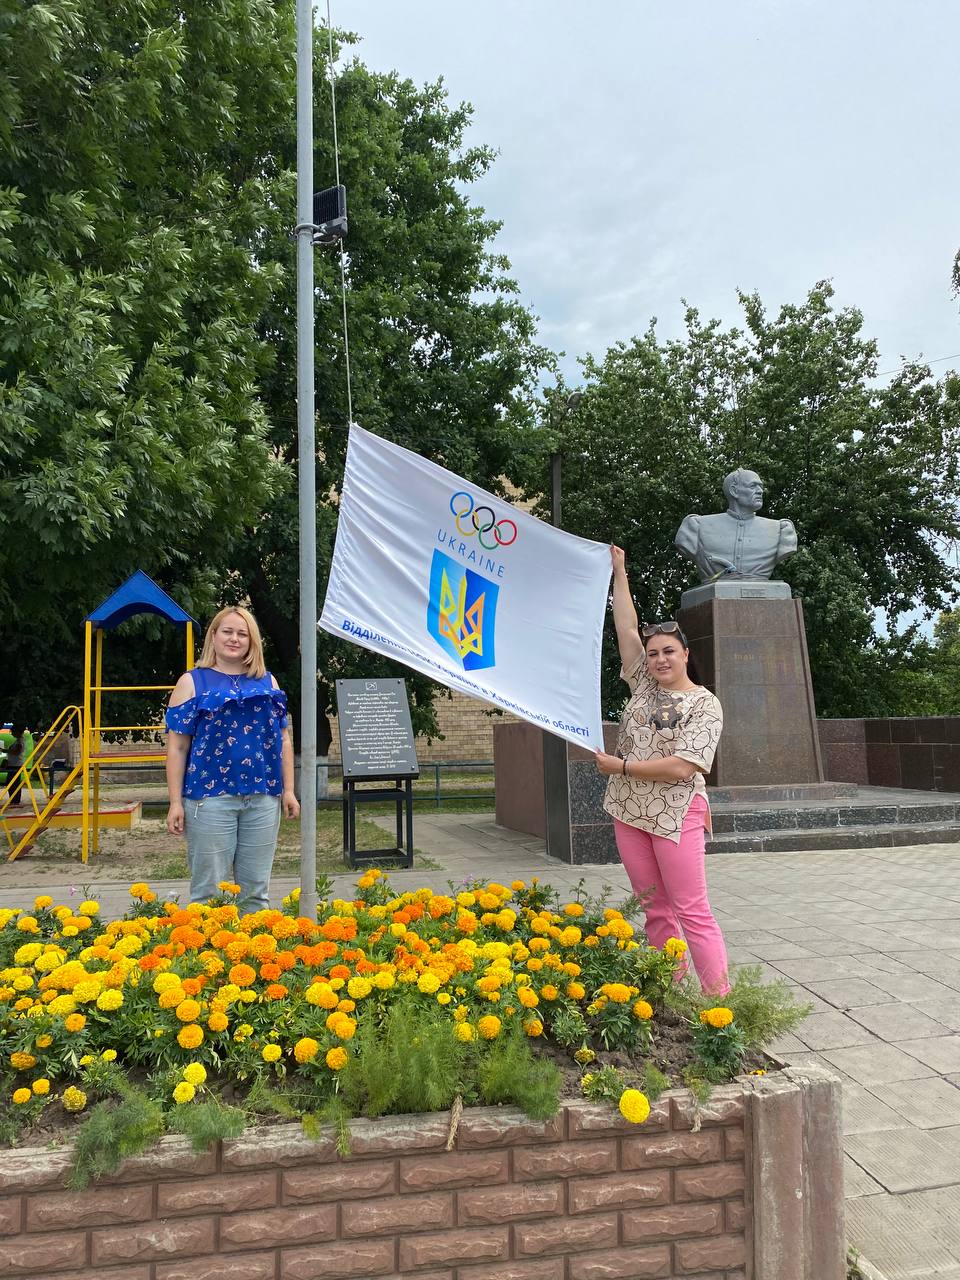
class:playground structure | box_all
[0,572,195,863]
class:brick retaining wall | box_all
[0,1068,843,1280]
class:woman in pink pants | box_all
[595,546,729,995]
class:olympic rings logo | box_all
[449,491,518,550]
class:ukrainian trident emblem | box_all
[427,549,498,671]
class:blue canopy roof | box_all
[86,571,196,631]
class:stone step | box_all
[707,821,960,854]
[709,799,960,836]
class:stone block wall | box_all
[818,717,960,791]
[0,1068,844,1280]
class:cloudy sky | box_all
[341,0,959,384]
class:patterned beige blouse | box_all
[602,654,723,843]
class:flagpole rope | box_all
[326,0,354,426]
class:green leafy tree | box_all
[231,52,553,751]
[525,283,960,718]
[0,0,296,725]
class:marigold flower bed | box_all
[0,870,799,1179]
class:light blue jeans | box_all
[183,794,281,912]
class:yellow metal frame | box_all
[79,620,194,863]
[1,706,84,859]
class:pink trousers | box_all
[613,794,730,996]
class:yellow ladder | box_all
[1,707,83,861]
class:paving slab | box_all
[844,1128,960,1192]
[848,1002,949,1042]
[844,1153,887,1198]
[804,976,895,1009]
[866,971,960,1002]
[767,955,872,983]
[868,1077,960,1130]
[821,1042,936,1086]
[841,1080,912,1136]
[796,1011,877,1050]
[846,1192,960,1279]
[913,1000,960,1033]
[894,1036,960,1074]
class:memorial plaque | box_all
[335,679,419,779]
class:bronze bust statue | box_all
[675,468,797,583]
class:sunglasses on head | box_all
[641,620,687,643]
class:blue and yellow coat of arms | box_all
[427,550,498,671]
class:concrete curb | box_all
[849,1248,893,1280]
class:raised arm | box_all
[610,545,645,674]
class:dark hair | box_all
[642,629,702,686]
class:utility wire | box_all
[876,351,960,378]
[326,0,354,426]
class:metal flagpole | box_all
[295,0,318,919]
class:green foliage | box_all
[690,1018,747,1081]
[629,946,686,1008]
[548,1005,590,1048]
[580,1065,626,1106]
[642,1062,671,1102]
[717,965,811,1051]
[477,1026,560,1121]
[68,1089,164,1189]
[337,999,466,1118]
[518,283,960,718]
[168,1097,246,1152]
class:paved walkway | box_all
[4,813,960,1280]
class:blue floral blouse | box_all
[164,666,288,799]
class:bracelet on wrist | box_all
[622,757,628,776]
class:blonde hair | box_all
[197,606,267,679]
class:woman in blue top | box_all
[165,606,300,910]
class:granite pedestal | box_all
[679,592,824,787]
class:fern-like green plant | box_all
[712,966,811,1050]
[68,1090,165,1189]
[478,1027,560,1121]
[168,1098,246,1152]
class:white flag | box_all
[320,425,612,750]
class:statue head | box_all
[723,468,764,516]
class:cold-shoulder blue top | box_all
[164,666,288,799]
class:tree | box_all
[525,283,960,719]
[0,0,297,725]
[230,52,553,752]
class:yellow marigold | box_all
[524,1019,544,1038]
[10,1051,36,1070]
[217,881,242,894]
[325,1046,348,1070]
[33,895,54,910]
[32,1078,50,1096]
[527,937,550,954]
[700,1006,734,1029]
[619,1089,651,1125]
[78,900,99,916]
[567,982,586,1000]
[207,1011,229,1033]
[262,1044,282,1063]
[177,1025,204,1050]
[14,942,43,965]
[607,918,634,941]
[346,977,372,999]
[48,995,76,1017]
[510,879,526,891]
[35,1034,53,1049]
[601,983,633,1004]
[153,973,182,994]
[73,980,100,1004]
[96,989,123,1012]
[172,1082,195,1104]
[663,937,688,958]
[477,1015,502,1040]
[417,972,441,995]
[129,882,150,898]
[294,1037,319,1063]
[175,999,201,1023]
[12,1088,31,1105]
[62,1086,87,1113]
[101,1049,117,1062]
[540,984,559,1001]
[372,970,395,990]
[563,902,585,916]
[329,1015,356,1042]
[182,1063,207,1085]
[306,982,340,1009]
[574,1047,596,1064]
[633,999,654,1021]
[16,916,40,933]
[517,987,539,1009]
[454,1022,475,1042]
